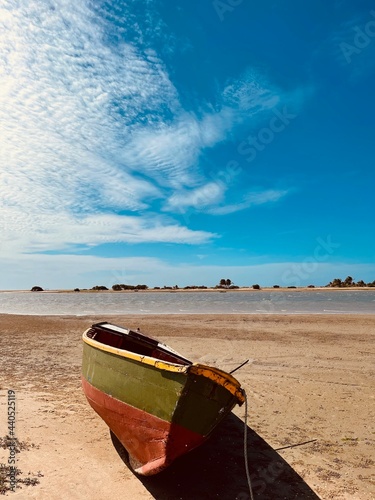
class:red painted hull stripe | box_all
[82,377,206,475]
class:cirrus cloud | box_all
[0,0,302,262]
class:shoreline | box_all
[1,313,375,498]
[1,286,374,293]
[0,311,374,318]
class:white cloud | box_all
[164,182,225,212]
[0,0,302,261]
[207,189,291,215]
[0,208,216,257]
[222,70,280,114]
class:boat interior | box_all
[86,322,191,366]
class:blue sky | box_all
[0,0,374,289]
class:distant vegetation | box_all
[29,276,375,292]
[112,284,148,291]
[216,278,239,289]
[327,276,375,287]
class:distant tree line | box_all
[327,276,375,287]
[30,276,375,292]
[111,284,148,290]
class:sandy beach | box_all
[0,314,374,499]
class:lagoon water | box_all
[0,290,374,315]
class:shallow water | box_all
[0,290,374,315]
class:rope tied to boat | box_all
[243,390,254,500]
[230,359,249,374]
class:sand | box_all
[0,313,374,499]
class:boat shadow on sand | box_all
[110,413,320,500]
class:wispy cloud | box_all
[0,208,216,257]
[207,189,291,215]
[0,0,300,259]
[165,186,291,216]
[222,70,280,115]
[164,182,225,212]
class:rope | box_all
[243,390,254,500]
[230,359,249,374]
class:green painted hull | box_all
[83,343,185,422]
[82,341,239,436]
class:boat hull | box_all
[82,377,206,475]
[82,328,244,475]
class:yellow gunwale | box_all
[82,329,245,403]
[188,365,245,404]
[83,329,188,373]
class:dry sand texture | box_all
[0,314,374,499]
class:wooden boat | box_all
[82,322,245,476]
